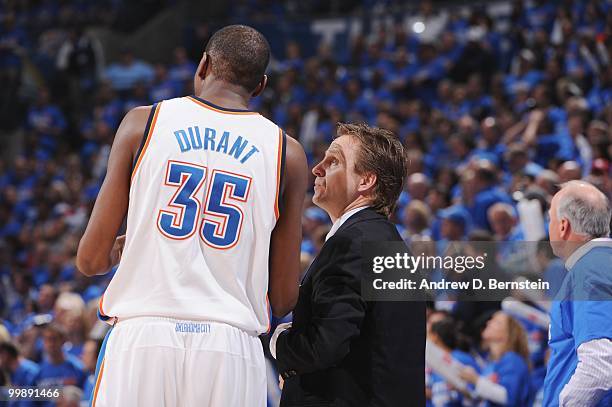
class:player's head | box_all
[195,25,270,96]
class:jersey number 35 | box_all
[156,160,252,249]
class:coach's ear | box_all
[358,171,377,194]
[252,74,267,97]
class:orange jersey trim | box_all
[98,295,106,316]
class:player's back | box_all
[100,96,284,334]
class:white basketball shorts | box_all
[89,317,266,407]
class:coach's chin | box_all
[269,123,426,407]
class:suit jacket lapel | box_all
[300,208,383,284]
[334,207,381,235]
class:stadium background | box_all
[0,0,611,405]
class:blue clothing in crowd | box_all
[480,351,530,407]
[468,187,513,232]
[430,350,480,407]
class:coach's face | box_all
[312,135,363,220]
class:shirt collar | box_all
[565,237,612,270]
[325,206,370,241]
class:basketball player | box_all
[76,25,308,406]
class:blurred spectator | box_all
[466,162,513,231]
[54,292,87,358]
[0,341,39,386]
[401,200,432,243]
[34,323,85,390]
[488,203,525,242]
[168,46,197,85]
[26,88,67,154]
[103,48,153,92]
[558,160,582,183]
[427,317,479,407]
[81,338,102,405]
[56,24,104,118]
[56,385,83,407]
[459,312,531,407]
[439,205,471,241]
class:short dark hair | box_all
[0,341,19,359]
[475,162,497,185]
[205,25,270,92]
[336,123,407,217]
[42,322,67,339]
[431,318,457,349]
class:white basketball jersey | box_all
[99,96,284,334]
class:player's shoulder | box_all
[122,97,183,131]
[127,96,183,117]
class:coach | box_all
[544,180,612,406]
[270,123,426,406]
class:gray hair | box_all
[488,202,515,219]
[557,181,611,238]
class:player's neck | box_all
[196,81,251,111]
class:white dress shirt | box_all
[325,206,370,241]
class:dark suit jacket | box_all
[276,208,426,407]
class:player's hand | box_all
[110,235,126,266]
[459,366,479,384]
[279,375,284,390]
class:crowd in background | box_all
[1,0,611,406]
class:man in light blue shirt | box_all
[544,180,612,406]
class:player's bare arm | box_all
[76,106,152,276]
[268,135,309,317]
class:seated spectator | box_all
[34,323,85,389]
[54,292,87,358]
[168,46,197,84]
[0,341,40,385]
[439,205,471,242]
[465,162,513,232]
[26,88,67,154]
[56,385,83,407]
[428,317,479,407]
[459,312,531,407]
[557,160,582,183]
[488,203,524,242]
[401,200,432,243]
[488,202,529,274]
[81,337,103,405]
[149,63,182,102]
[103,48,154,92]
